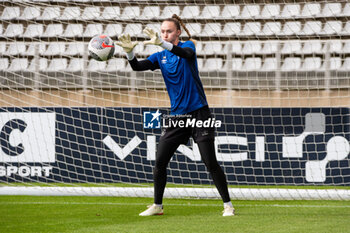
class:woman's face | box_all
[161,21,181,44]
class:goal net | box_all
[0,0,349,200]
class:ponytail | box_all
[164,14,197,46]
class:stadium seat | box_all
[101,7,121,20]
[281,57,301,71]
[8,58,28,71]
[63,24,83,38]
[120,6,140,20]
[322,40,343,53]
[83,24,103,37]
[280,4,301,18]
[278,22,301,35]
[301,57,322,71]
[23,24,43,38]
[199,5,220,19]
[242,41,262,54]
[219,5,240,19]
[145,23,161,35]
[301,3,321,17]
[123,24,142,37]
[341,3,350,17]
[339,57,350,71]
[219,23,241,36]
[231,41,242,54]
[106,58,126,72]
[81,7,100,20]
[185,23,202,37]
[242,57,262,71]
[67,58,84,72]
[342,41,350,54]
[19,7,41,20]
[197,58,204,70]
[201,42,222,55]
[200,23,221,36]
[0,58,9,70]
[140,45,162,56]
[28,58,48,71]
[300,41,323,54]
[114,44,124,55]
[140,6,160,20]
[239,22,261,36]
[261,41,279,54]
[59,7,81,20]
[47,58,68,71]
[298,21,322,35]
[319,21,342,35]
[339,57,350,70]
[160,6,180,19]
[260,4,280,19]
[181,6,200,19]
[43,43,66,56]
[0,24,2,37]
[231,58,243,70]
[24,44,46,56]
[321,57,342,70]
[43,24,64,37]
[240,5,260,19]
[261,58,278,71]
[64,43,85,56]
[4,24,23,38]
[38,7,60,20]
[340,22,350,36]
[281,41,302,54]
[321,3,342,17]
[0,43,6,54]
[104,24,123,38]
[1,7,20,20]
[7,43,26,55]
[88,59,106,71]
[259,22,281,35]
[202,58,223,71]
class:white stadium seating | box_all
[67,58,84,72]
[43,24,64,37]
[101,7,121,20]
[321,3,342,17]
[240,5,260,19]
[81,7,100,20]
[260,4,280,19]
[120,6,140,20]
[1,7,20,20]
[4,24,23,38]
[23,24,44,38]
[301,3,321,17]
[281,57,301,71]
[219,5,240,19]
[181,6,200,19]
[160,6,180,19]
[59,7,80,20]
[140,6,160,20]
[19,7,41,20]
[8,58,28,71]
[280,4,301,18]
[38,7,60,20]
[0,58,9,70]
[63,24,83,38]
[199,5,221,19]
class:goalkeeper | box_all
[116,14,235,217]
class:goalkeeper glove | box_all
[115,34,138,60]
[143,27,173,51]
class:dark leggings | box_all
[153,140,231,204]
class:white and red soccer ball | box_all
[88,35,115,61]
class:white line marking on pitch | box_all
[0,202,349,208]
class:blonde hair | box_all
[163,14,197,46]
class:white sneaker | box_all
[222,206,235,216]
[139,204,163,216]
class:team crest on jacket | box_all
[161,56,167,64]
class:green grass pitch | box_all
[1,196,349,233]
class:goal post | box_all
[0,0,349,200]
